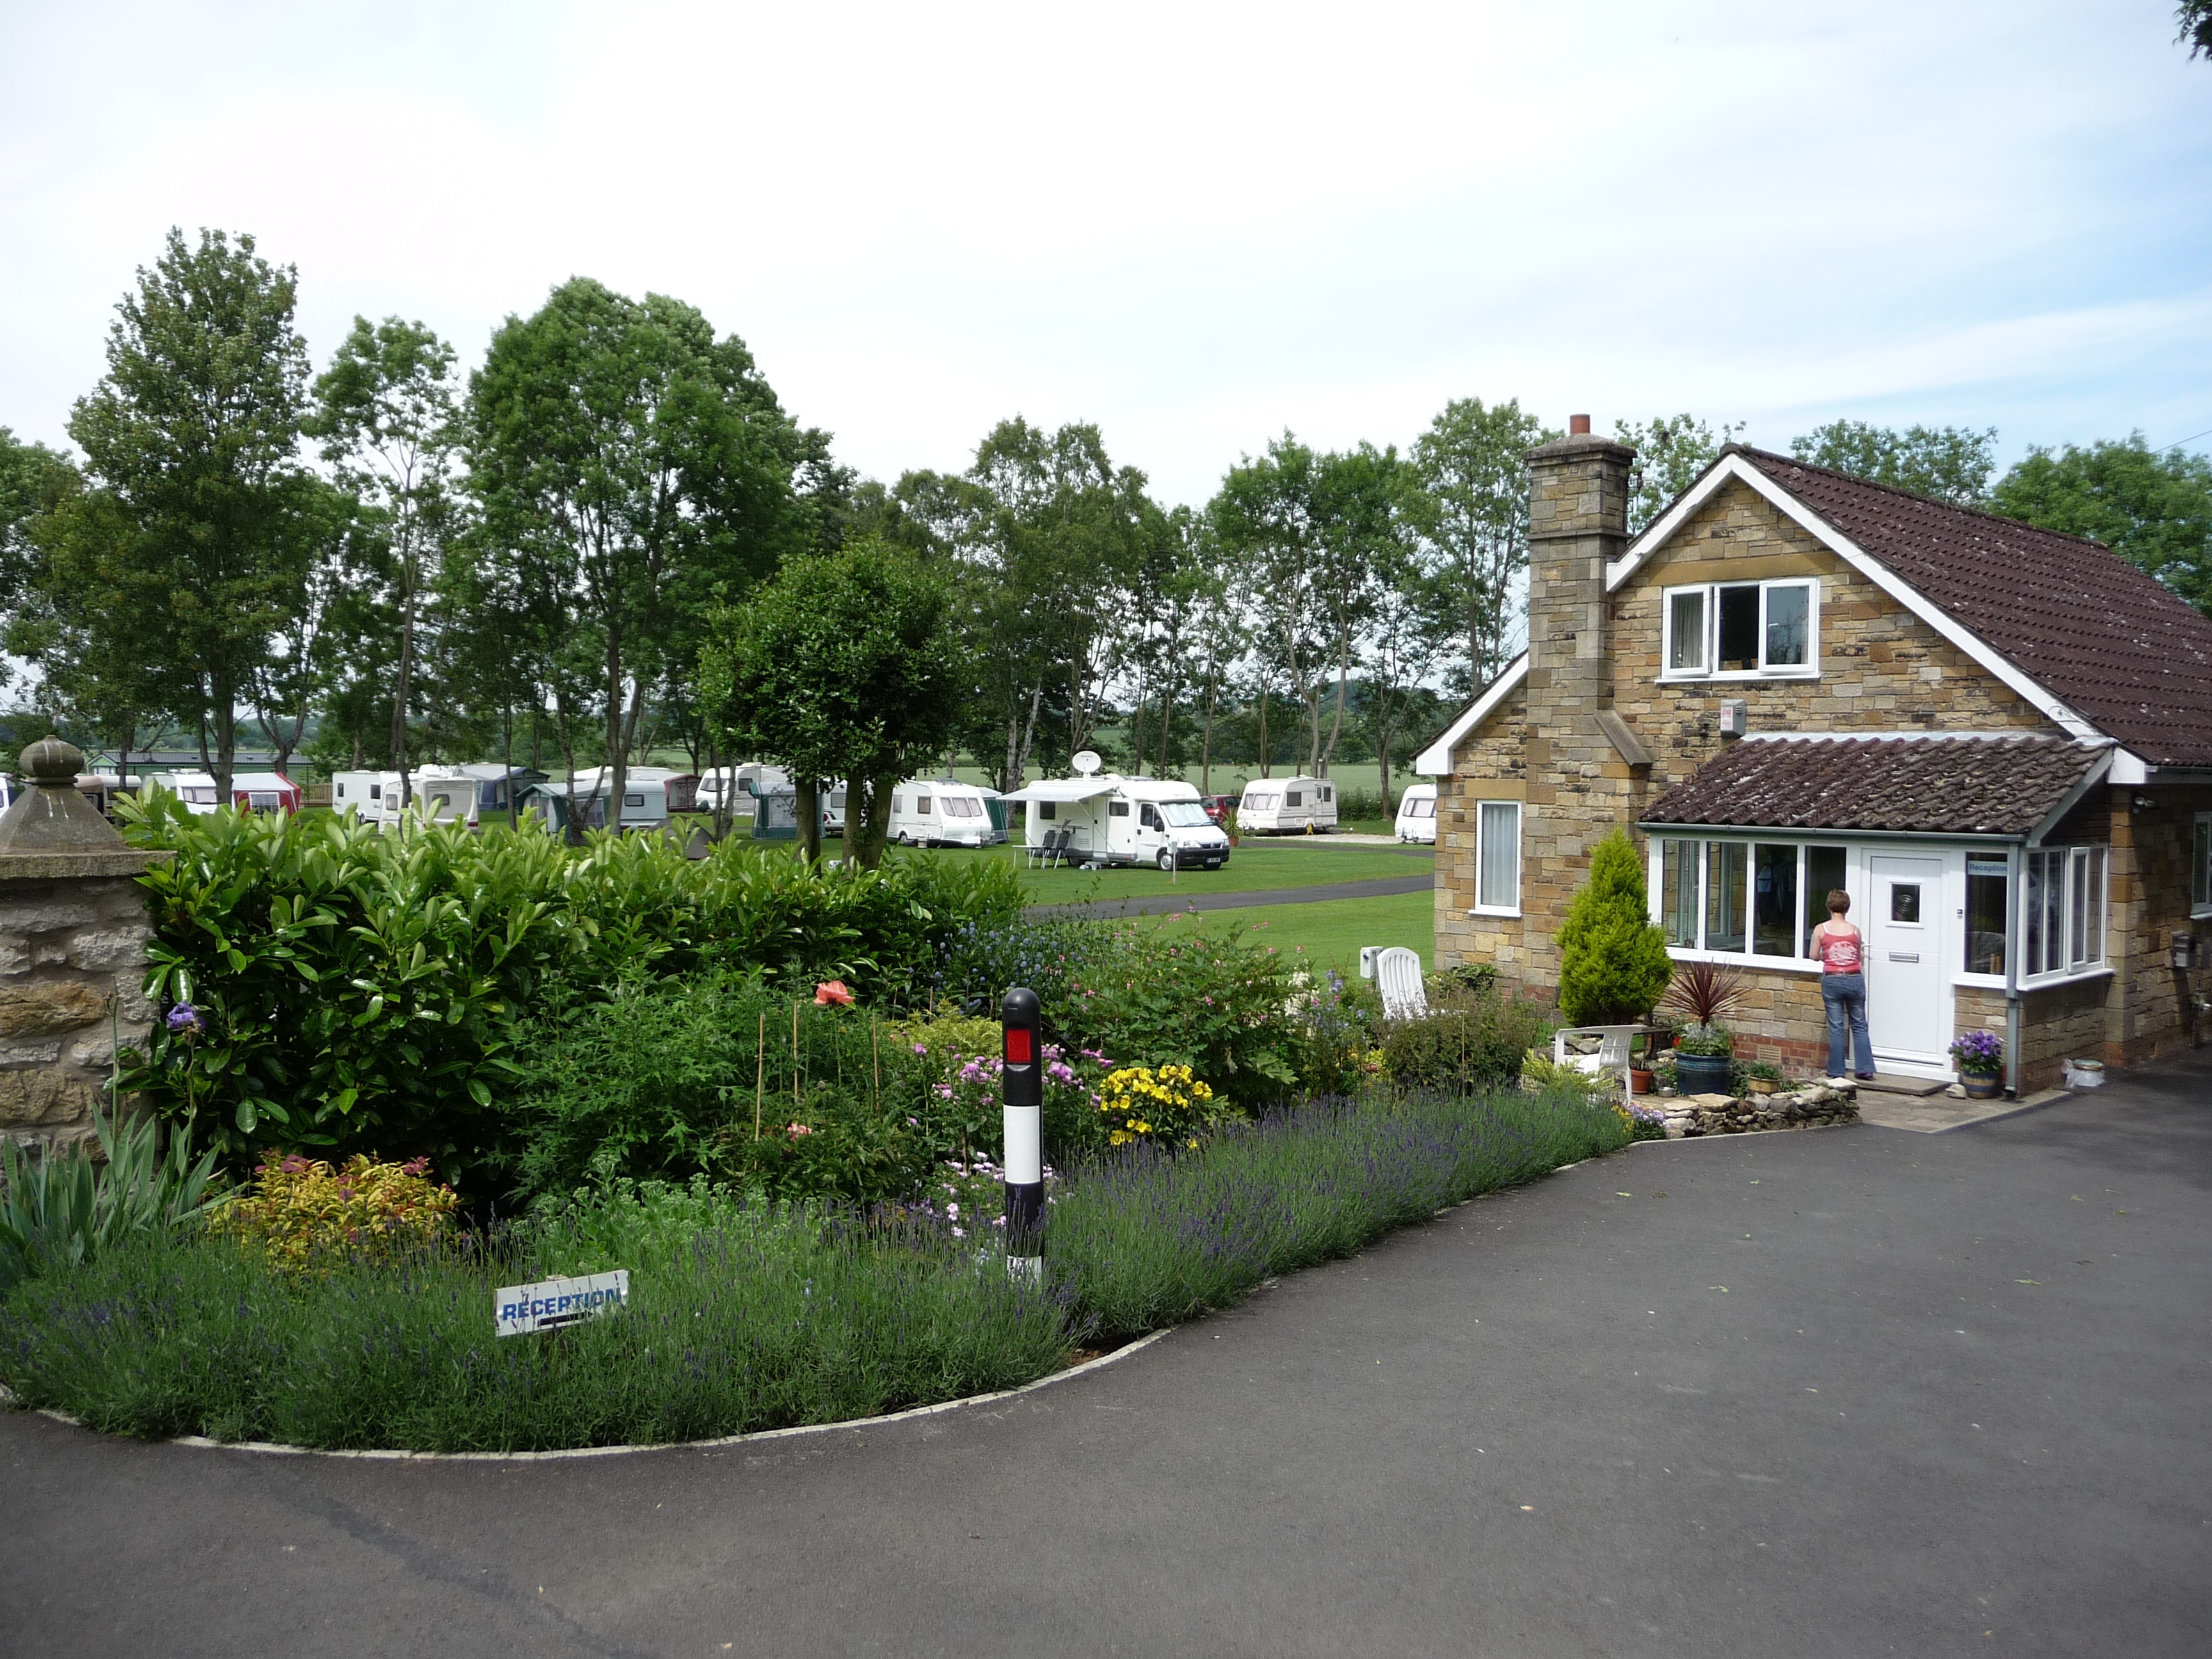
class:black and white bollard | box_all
[1001,986,1044,1286]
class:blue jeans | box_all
[1822,973,1873,1077]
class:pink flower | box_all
[786,1122,813,1136]
[813,979,855,1007]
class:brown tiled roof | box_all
[1731,447,2212,769]
[1641,734,2104,837]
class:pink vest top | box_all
[1814,924,1862,974]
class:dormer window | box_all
[1660,579,1818,680]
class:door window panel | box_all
[1889,883,1921,925]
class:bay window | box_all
[1660,578,1819,679]
[1656,838,1848,959]
[2021,846,2106,980]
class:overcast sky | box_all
[3,1,2208,507]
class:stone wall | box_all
[0,874,157,1147]
[2106,783,2211,1068]
[0,739,167,1150]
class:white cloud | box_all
[3,0,2209,503]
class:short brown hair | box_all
[1827,889,1850,915]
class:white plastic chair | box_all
[1374,947,1428,1021]
[1552,1025,1637,1091]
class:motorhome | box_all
[1004,759,1231,871]
[888,778,1004,847]
[1393,782,1438,844]
[1236,775,1338,835]
[696,764,789,819]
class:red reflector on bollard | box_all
[1005,1027,1034,1064]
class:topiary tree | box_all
[1555,828,1674,1025]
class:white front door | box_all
[1867,855,1945,1062]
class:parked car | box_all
[1198,794,1235,825]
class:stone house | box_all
[1415,422,2212,1094]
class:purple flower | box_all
[166,1002,204,1035]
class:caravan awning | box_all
[998,778,1118,805]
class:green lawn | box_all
[1136,886,1434,979]
[905,839,1432,903]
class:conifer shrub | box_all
[1555,829,1674,1026]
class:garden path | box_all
[5,1052,2210,1656]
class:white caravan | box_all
[888,778,1003,847]
[696,763,789,818]
[1237,774,1338,835]
[563,767,673,831]
[331,771,405,826]
[1004,757,1231,872]
[149,771,223,815]
[1393,782,1438,844]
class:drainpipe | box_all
[2004,841,2023,1099]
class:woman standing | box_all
[1811,890,1876,1082]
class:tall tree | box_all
[60,228,314,796]
[1989,435,2212,616]
[467,278,806,827]
[1613,412,1745,533]
[0,429,81,706]
[1359,501,1454,815]
[309,317,461,808]
[2179,1,2212,58]
[1789,420,1997,506]
[701,537,961,868]
[1406,398,1555,695]
[1212,435,1326,776]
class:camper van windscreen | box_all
[1159,801,1210,828]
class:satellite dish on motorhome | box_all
[1071,751,1102,776]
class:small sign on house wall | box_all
[495,1269,630,1337]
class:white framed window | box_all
[1658,578,1819,680]
[1473,801,1521,915]
[1655,837,1847,961]
[2022,846,2108,981]
[2193,813,2211,918]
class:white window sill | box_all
[1656,668,1820,685]
[2021,965,2116,991]
[1469,906,1521,919]
[1950,973,2008,991]
[1663,946,1821,974]
[2193,905,2212,920]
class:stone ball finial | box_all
[22,737,84,787]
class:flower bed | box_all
[0,1089,1626,1452]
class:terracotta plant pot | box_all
[1628,1067,1655,1096]
[1962,1074,2001,1099]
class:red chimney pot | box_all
[1569,413,1591,435]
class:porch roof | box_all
[1639,733,2107,837]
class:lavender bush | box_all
[1046,1088,1630,1334]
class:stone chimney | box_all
[1512,418,1638,991]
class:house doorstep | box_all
[1857,1087,2070,1134]
[1849,1072,1952,1098]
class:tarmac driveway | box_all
[5,1052,2209,1657]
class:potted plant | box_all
[1949,1030,2004,1098]
[1658,961,1748,1096]
[1742,1059,1786,1096]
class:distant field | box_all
[898,839,1432,903]
[1134,886,1434,979]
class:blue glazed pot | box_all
[1674,1051,1734,1095]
